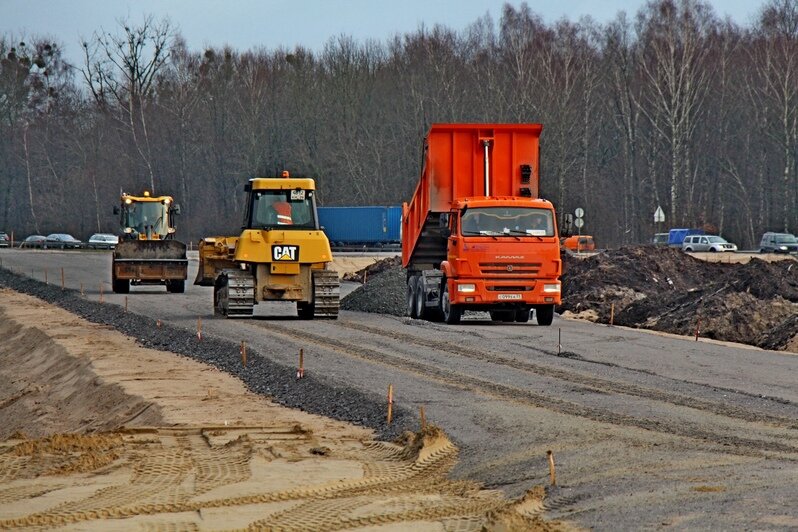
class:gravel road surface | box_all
[2,248,797,530]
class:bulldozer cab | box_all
[119,192,179,240]
[245,184,318,230]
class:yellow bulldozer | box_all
[195,172,340,319]
[112,191,188,294]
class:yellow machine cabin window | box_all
[250,190,317,230]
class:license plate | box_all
[497,293,522,300]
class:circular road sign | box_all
[575,207,584,218]
[574,218,584,229]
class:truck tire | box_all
[166,280,185,293]
[414,276,427,319]
[112,277,130,294]
[515,309,531,322]
[407,276,418,318]
[441,281,461,324]
[535,304,554,326]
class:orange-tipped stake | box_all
[240,341,247,367]
[297,348,305,379]
[609,302,615,326]
[547,450,557,486]
[419,405,426,430]
[125,296,128,312]
[387,384,394,424]
[61,267,65,290]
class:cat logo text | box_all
[272,245,299,261]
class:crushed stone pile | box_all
[341,257,407,316]
[560,246,798,350]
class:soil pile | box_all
[560,246,798,350]
[341,246,798,351]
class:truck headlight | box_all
[779,245,788,250]
[543,283,561,293]
[457,283,476,293]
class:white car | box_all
[682,235,737,252]
[87,233,119,249]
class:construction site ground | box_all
[1,247,797,530]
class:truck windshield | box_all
[461,207,555,237]
[125,202,168,237]
[251,190,316,229]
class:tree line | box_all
[1,0,796,248]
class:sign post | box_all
[654,206,665,237]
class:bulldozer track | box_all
[312,269,340,319]
[256,321,798,460]
[216,270,255,318]
[334,319,798,430]
[0,426,520,530]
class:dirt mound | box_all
[560,247,798,351]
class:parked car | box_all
[682,234,737,252]
[44,233,83,249]
[87,233,119,249]
[20,235,46,248]
[759,232,798,254]
[0,232,9,247]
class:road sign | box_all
[575,207,584,219]
[654,206,665,223]
[574,218,584,229]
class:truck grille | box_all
[479,262,541,276]
[486,285,533,291]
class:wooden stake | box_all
[80,283,84,296]
[387,384,394,424]
[240,341,247,367]
[156,319,162,328]
[297,348,305,379]
[547,450,556,486]
[695,317,701,341]
[363,269,368,284]
[61,267,65,290]
[558,328,562,355]
[609,302,615,326]
[419,405,426,430]
[197,317,202,341]
[99,283,104,303]
[125,296,128,312]
[44,268,48,284]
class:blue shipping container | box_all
[317,206,402,244]
[668,228,704,246]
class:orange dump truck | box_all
[402,123,562,325]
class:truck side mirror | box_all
[113,206,120,215]
[439,213,451,238]
[561,214,574,237]
[173,203,182,215]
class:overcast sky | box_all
[4,0,764,66]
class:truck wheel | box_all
[515,309,531,323]
[414,276,427,319]
[535,304,554,326]
[407,276,418,318]
[167,280,185,293]
[441,282,461,324]
[112,277,129,294]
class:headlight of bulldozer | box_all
[125,198,132,204]
[457,283,476,293]
[543,283,561,293]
